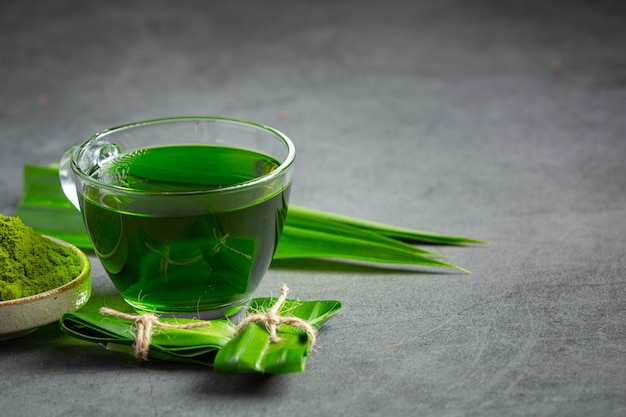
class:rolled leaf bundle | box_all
[60,290,342,373]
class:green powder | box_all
[0,214,83,301]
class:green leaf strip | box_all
[275,226,471,273]
[288,205,489,245]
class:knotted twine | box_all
[236,284,317,347]
[99,307,212,361]
[99,284,316,361]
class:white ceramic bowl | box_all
[0,235,91,340]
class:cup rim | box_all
[71,116,296,196]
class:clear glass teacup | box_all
[59,117,295,318]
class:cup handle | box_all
[59,143,81,212]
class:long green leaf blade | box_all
[288,205,488,245]
[284,207,443,257]
[12,204,91,249]
[14,165,91,249]
[275,226,470,272]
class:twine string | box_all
[99,307,212,361]
[235,284,317,347]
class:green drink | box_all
[61,117,295,317]
[79,144,290,315]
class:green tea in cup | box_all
[60,117,295,318]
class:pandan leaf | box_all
[214,323,310,373]
[275,226,470,273]
[14,164,484,271]
[60,295,341,373]
[15,165,91,249]
[213,298,342,374]
[60,312,236,366]
[287,205,488,245]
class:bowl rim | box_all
[0,235,91,307]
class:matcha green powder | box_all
[0,214,82,301]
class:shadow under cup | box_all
[60,117,295,318]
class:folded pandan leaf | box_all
[60,312,236,365]
[213,296,342,373]
[14,165,485,271]
[60,295,341,373]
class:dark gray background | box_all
[1,1,625,416]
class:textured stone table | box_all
[1,1,625,416]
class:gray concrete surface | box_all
[1,0,625,416]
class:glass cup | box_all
[59,117,295,318]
